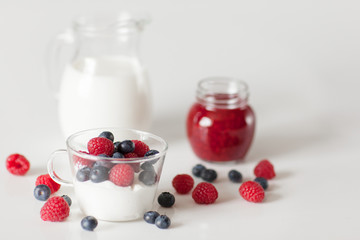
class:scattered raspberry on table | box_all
[35,174,61,194]
[192,182,218,204]
[40,196,70,222]
[172,174,194,194]
[5,153,30,176]
[254,159,276,180]
[239,181,265,203]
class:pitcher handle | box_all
[47,149,73,186]
[44,29,75,99]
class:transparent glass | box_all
[186,77,255,162]
[47,128,168,221]
[47,13,152,138]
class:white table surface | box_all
[1,0,360,239]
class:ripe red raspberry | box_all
[254,159,276,180]
[192,182,218,204]
[40,196,70,222]
[132,140,150,157]
[172,174,194,194]
[36,174,61,194]
[239,181,265,203]
[109,164,134,187]
[5,153,30,176]
[87,137,114,156]
[73,151,94,169]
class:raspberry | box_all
[239,181,265,203]
[87,137,114,156]
[5,153,30,175]
[172,174,194,194]
[35,174,61,194]
[73,151,93,169]
[192,182,218,204]
[254,159,276,180]
[40,196,70,222]
[132,140,150,157]
[109,164,134,187]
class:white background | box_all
[0,0,359,239]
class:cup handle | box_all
[47,149,73,186]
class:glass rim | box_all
[72,12,151,35]
[66,127,168,164]
[196,76,249,109]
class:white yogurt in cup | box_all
[47,128,168,221]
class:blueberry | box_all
[228,169,242,183]
[139,170,157,186]
[76,167,91,182]
[201,169,217,182]
[113,141,121,152]
[143,211,160,224]
[90,166,109,183]
[145,149,160,164]
[34,184,51,201]
[192,164,206,177]
[144,149,159,157]
[81,216,98,231]
[98,131,114,142]
[155,215,171,229]
[62,195,72,206]
[119,140,135,154]
[140,162,155,171]
[157,192,175,208]
[254,177,268,190]
[112,152,124,158]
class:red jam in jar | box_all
[186,77,255,162]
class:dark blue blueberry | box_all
[81,216,98,231]
[62,195,72,206]
[119,140,135,154]
[228,169,242,183]
[192,164,206,177]
[90,166,109,183]
[98,131,114,142]
[34,184,51,201]
[200,169,217,182]
[144,149,159,157]
[113,141,121,152]
[139,170,157,186]
[140,162,155,171]
[254,177,268,190]
[157,192,175,208]
[76,167,91,182]
[155,215,171,229]
[145,149,160,164]
[143,211,160,224]
[112,152,124,158]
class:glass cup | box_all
[47,128,168,221]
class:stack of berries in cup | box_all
[74,131,160,187]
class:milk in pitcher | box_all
[58,56,151,137]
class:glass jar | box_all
[186,77,255,162]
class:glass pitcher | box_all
[47,13,152,138]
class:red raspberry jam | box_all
[186,77,255,162]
